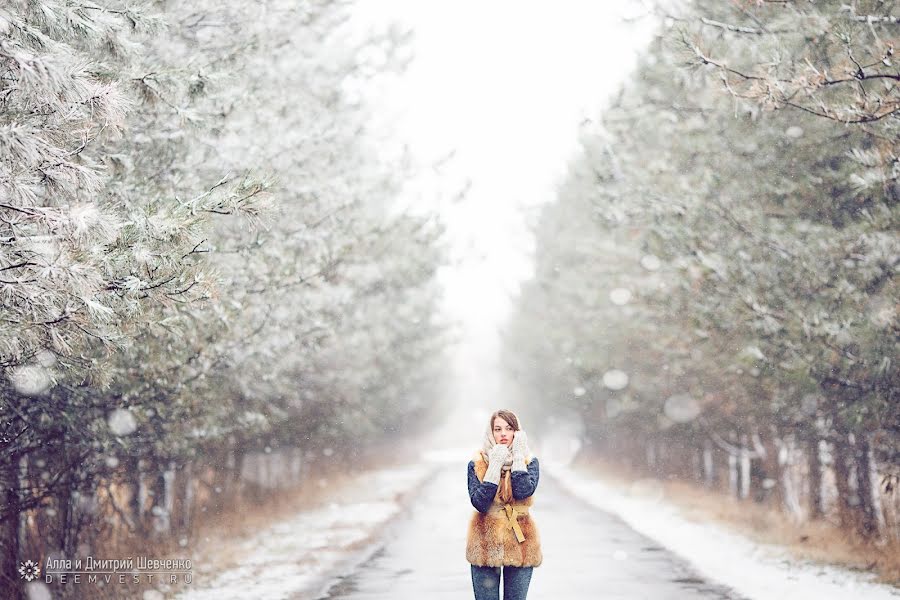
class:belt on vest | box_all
[488,504,529,543]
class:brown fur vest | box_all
[466,450,543,568]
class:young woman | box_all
[466,409,542,600]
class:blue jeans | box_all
[471,564,533,600]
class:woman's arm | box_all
[511,457,540,500]
[468,460,497,513]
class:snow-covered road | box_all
[319,459,742,600]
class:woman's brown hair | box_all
[488,409,520,433]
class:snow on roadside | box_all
[173,463,430,600]
[548,461,900,600]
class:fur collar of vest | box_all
[466,450,543,568]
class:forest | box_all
[1,2,449,598]
[506,0,898,547]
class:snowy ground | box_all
[549,460,900,600]
[173,463,431,600]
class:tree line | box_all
[507,0,898,547]
[0,2,448,598]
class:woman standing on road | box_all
[466,409,542,600]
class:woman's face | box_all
[492,417,515,447]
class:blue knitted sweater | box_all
[467,457,540,514]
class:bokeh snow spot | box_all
[25,582,52,600]
[664,394,701,423]
[609,287,632,305]
[9,365,51,396]
[107,408,138,436]
[602,369,629,391]
[640,254,661,271]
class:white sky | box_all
[348,1,657,437]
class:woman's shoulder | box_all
[469,449,485,464]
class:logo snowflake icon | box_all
[19,560,40,581]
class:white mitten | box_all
[511,430,530,472]
[483,443,510,485]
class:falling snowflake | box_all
[25,582,52,600]
[8,365,51,396]
[664,394,701,423]
[609,288,632,306]
[640,254,661,271]
[741,345,765,361]
[107,408,137,436]
[602,369,629,391]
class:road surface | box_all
[315,462,744,599]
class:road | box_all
[315,461,744,599]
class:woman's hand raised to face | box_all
[483,442,510,486]
[511,430,530,472]
[489,442,511,463]
[511,430,529,458]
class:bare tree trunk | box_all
[623,432,636,472]
[691,445,702,483]
[728,450,739,498]
[780,436,803,519]
[854,435,878,539]
[832,433,856,530]
[160,461,175,536]
[56,485,73,558]
[702,440,715,487]
[757,430,784,509]
[229,444,245,500]
[0,459,24,600]
[658,438,669,477]
[173,462,195,536]
[714,443,730,494]
[16,457,28,568]
[147,463,166,536]
[676,439,693,480]
[806,433,823,519]
[646,439,657,473]
[126,456,147,537]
